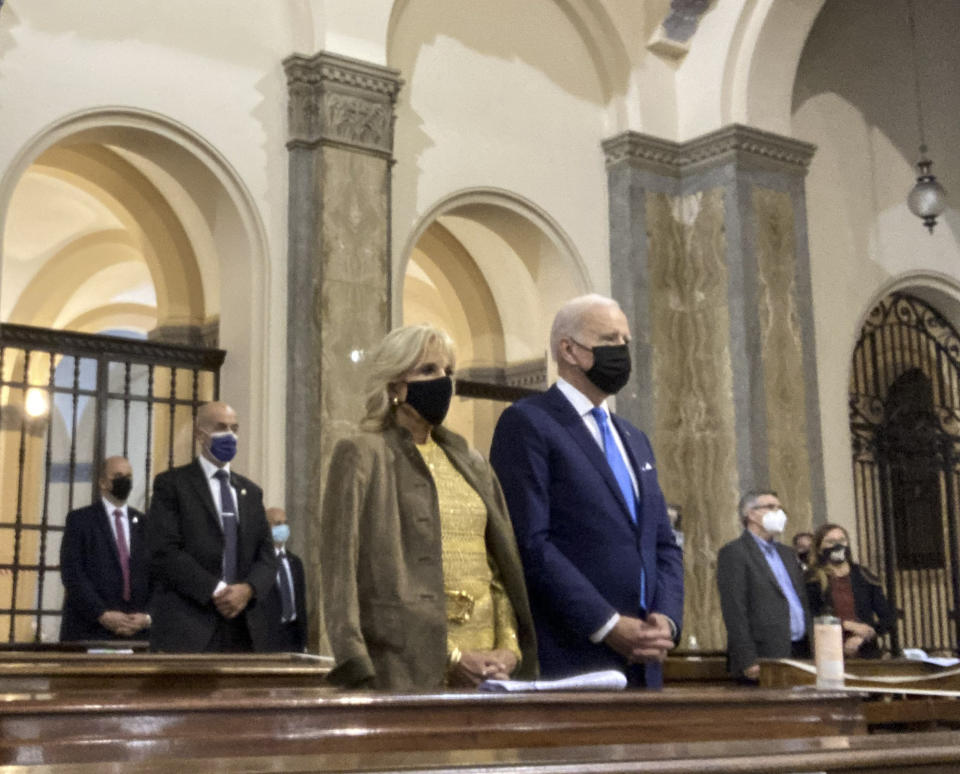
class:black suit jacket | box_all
[262,549,308,652]
[716,530,812,677]
[59,501,150,641]
[146,459,277,652]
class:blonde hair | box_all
[549,294,621,361]
[360,324,456,430]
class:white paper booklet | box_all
[478,669,628,692]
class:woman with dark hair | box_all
[320,323,537,690]
[805,523,896,658]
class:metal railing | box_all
[0,323,225,643]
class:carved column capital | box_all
[284,51,403,157]
[603,124,817,177]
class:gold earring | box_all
[391,395,400,407]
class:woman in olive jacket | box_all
[320,324,537,690]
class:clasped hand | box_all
[448,649,518,687]
[213,583,253,619]
[604,613,675,664]
[98,610,150,637]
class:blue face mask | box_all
[272,524,290,544]
[208,431,237,463]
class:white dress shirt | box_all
[197,455,236,594]
[101,497,130,549]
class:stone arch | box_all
[398,187,589,450]
[28,144,204,328]
[0,107,278,483]
[397,188,590,355]
[721,0,826,133]
[7,229,147,327]
[386,0,630,105]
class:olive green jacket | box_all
[321,421,538,690]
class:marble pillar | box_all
[284,52,401,651]
[603,125,824,649]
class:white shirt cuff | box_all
[590,613,620,643]
[212,580,228,597]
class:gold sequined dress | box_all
[415,436,521,670]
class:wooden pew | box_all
[0,684,867,766]
[663,651,732,686]
[759,658,960,728]
[0,651,333,693]
[4,730,960,773]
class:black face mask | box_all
[583,343,632,395]
[403,376,453,426]
[821,545,850,566]
[109,475,133,501]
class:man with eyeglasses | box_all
[716,490,811,682]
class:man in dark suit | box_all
[490,294,684,688]
[716,490,812,681]
[147,401,277,652]
[262,507,307,652]
[60,456,151,641]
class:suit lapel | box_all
[543,386,636,527]
[95,501,123,571]
[742,531,788,598]
[128,508,145,565]
[187,459,222,531]
[610,413,645,505]
[230,472,248,543]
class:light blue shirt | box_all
[749,531,807,641]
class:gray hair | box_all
[360,324,456,430]
[737,489,778,525]
[549,293,621,361]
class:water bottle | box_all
[814,615,844,689]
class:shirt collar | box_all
[197,454,231,480]
[102,497,128,518]
[748,529,777,552]
[556,377,611,419]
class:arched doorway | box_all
[850,292,960,655]
[400,190,588,454]
[0,109,273,642]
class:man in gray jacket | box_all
[716,490,811,681]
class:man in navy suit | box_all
[147,401,276,652]
[59,456,151,641]
[262,507,308,652]
[490,294,684,688]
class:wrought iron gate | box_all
[0,324,224,643]
[850,293,960,655]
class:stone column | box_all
[603,125,824,650]
[284,52,401,651]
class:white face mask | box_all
[761,508,788,535]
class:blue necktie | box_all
[590,407,637,524]
[214,469,239,584]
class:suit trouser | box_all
[207,615,253,652]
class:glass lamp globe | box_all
[907,157,948,234]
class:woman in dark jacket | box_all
[805,523,896,658]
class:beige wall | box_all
[792,0,960,545]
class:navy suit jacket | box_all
[490,385,684,688]
[262,548,308,652]
[146,460,277,652]
[59,501,150,641]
